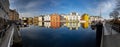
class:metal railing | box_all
[0,25,14,47]
[101,22,120,47]
[100,25,104,47]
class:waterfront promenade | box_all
[0,24,22,47]
[102,22,120,47]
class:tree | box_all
[109,11,119,19]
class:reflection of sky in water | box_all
[20,25,96,47]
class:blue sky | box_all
[10,0,116,19]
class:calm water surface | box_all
[20,22,96,47]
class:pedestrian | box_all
[96,21,103,47]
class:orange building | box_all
[50,14,60,22]
[50,14,61,28]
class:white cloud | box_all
[19,11,40,18]
[50,0,61,7]
[99,0,116,13]
[88,0,116,19]
[25,1,45,9]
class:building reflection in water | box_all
[38,22,43,27]
[81,22,89,29]
[22,21,91,30]
[44,22,51,28]
[28,22,33,25]
[33,22,38,26]
[64,22,80,30]
[50,22,61,29]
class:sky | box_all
[9,0,116,19]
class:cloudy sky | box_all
[9,0,116,19]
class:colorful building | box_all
[9,9,19,21]
[81,14,89,21]
[50,14,60,22]
[33,16,38,23]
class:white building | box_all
[38,16,43,22]
[78,16,81,21]
[44,15,50,22]
[64,12,81,22]
[90,16,103,22]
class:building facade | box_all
[89,16,103,22]
[0,0,10,30]
[38,16,44,22]
[44,15,50,22]
[0,0,9,20]
[33,16,39,23]
[22,17,28,25]
[50,14,60,22]
[81,14,89,21]
[9,9,19,21]
[64,12,80,22]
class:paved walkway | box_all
[103,22,120,47]
[0,25,14,47]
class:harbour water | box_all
[20,22,96,47]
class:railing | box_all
[101,22,120,47]
[100,23,104,47]
[0,25,14,47]
[111,25,120,32]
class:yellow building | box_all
[33,17,38,23]
[27,17,33,24]
[81,14,89,21]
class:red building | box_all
[50,14,61,28]
[50,14,60,22]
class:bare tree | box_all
[109,11,119,19]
